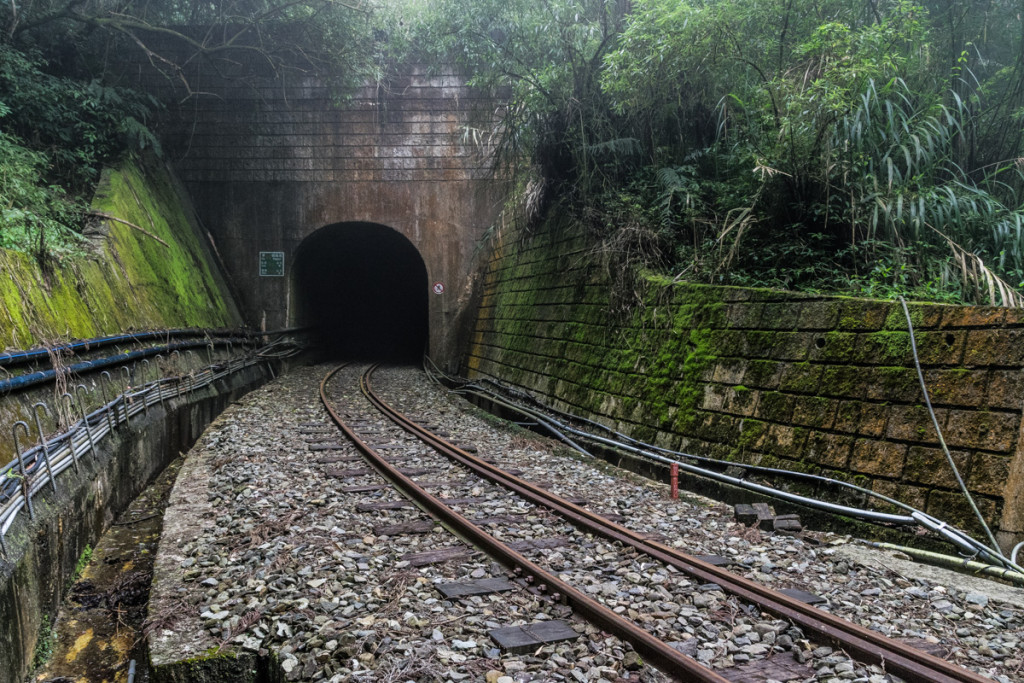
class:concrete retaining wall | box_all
[0,362,279,683]
[465,222,1024,552]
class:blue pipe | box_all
[0,328,257,368]
[0,338,252,395]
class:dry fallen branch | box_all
[87,211,170,248]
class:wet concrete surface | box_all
[32,457,184,683]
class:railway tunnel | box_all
[292,222,429,362]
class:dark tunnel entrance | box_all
[293,222,429,362]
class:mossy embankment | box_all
[0,155,240,350]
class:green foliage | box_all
[0,132,84,258]
[407,0,1024,305]
[0,44,161,192]
[409,0,630,207]
[72,544,93,583]
[0,43,164,260]
[32,614,56,668]
[0,0,378,261]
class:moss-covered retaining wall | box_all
[0,155,239,350]
[465,220,1024,552]
[0,155,253,683]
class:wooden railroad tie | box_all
[356,500,413,511]
[399,467,438,477]
[373,520,436,536]
[436,577,515,599]
[488,620,580,654]
[317,455,362,464]
[777,587,826,605]
[400,546,473,567]
[326,468,374,478]
[720,650,813,682]
[506,537,570,551]
[339,484,390,493]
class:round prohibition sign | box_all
[432,281,446,295]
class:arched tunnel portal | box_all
[292,222,429,362]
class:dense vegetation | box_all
[402,0,1024,305]
[4,0,1023,304]
[1,0,378,263]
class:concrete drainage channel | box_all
[0,335,304,683]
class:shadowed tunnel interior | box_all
[293,222,429,361]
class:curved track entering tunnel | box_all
[292,222,429,362]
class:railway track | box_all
[321,363,993,683]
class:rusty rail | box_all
[320,364,731,681]
[353,364,992,683]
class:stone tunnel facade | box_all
[125,54,506,366]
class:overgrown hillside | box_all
[398,0,1024,306]
[0,0,384,269]
[6,0,1023,308]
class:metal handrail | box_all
[0,349,291,553]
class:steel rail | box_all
[361,365,991,683]
[319,364,731,682]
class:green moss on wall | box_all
[464,211,1024,541]
[0,157,239,349]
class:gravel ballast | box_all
[148,364,1024,682]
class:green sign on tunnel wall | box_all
[259,251,285,276]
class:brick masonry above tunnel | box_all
[122,52,508,368]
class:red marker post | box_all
[670,462,679,499]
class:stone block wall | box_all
[465,223,1024,551]
[114,45,506,365]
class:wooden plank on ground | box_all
[326,468,374,478]
[400,547,472,567]
[374,520,435,536]
[773,514,802,532]
[317,455,362,464]
[899,637,950,658]
[777,588,826,605]
[311,444,347,451]
[436,577,515,599]
[720,651,813,682]
[472,515,530,526]
[340,484,389,493]
[356,500,413,511]
[507,537,570,551]
[734,502,775,529]
[695,554,736,567]
[488,620,579,654]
